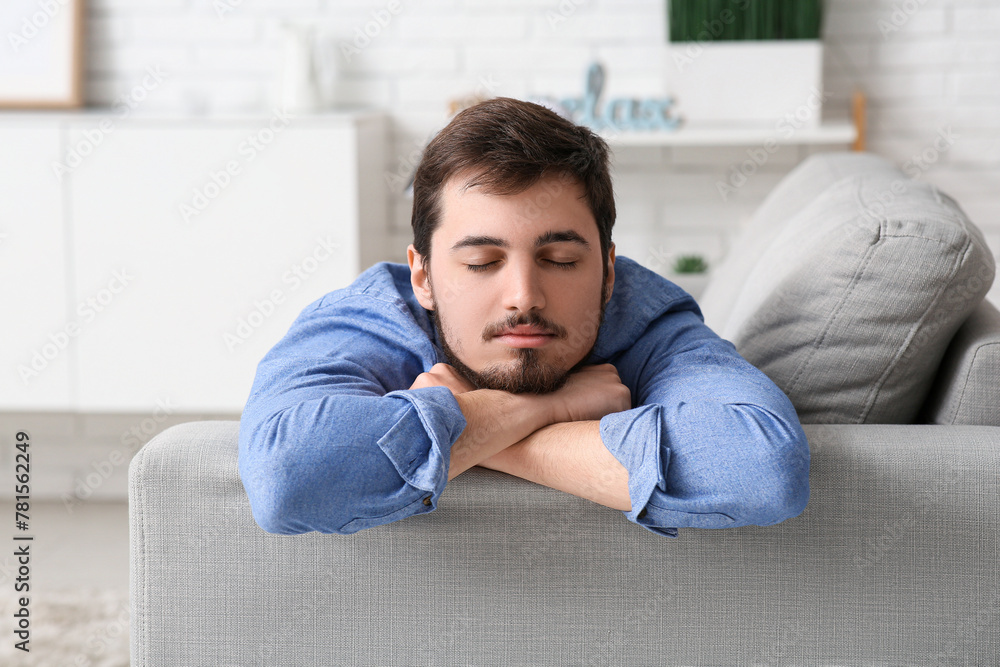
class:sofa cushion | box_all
[699,152,995,424]
[919,300,1000,426]
[701,152,901,329]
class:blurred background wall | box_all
[79,0,1000,303]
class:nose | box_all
[502,258,546,313]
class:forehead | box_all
[435,171,596,243]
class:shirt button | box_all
[637,507,647,519]
[423,496,432,506]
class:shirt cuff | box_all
[378,386,467,508]
[599,404,679,538]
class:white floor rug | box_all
[0,587,130,667]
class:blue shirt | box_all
[238,256,810,538]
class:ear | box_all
[407,244,435,311]
[604,242,616,304]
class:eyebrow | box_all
[450,230,591,253]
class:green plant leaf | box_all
[667,0,822,42]
[673,254,709,274]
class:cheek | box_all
[560,272,604,309]
[559,277,605,340]
[438,295,490,341]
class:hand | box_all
[409,362,477,396]
[545,364,632,424]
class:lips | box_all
[494,325,556,349]
[500,325,554,337]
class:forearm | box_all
[447,389,552,480]
[479,421,632,511]
[241,390,463,534]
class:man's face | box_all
[408,172,615,393]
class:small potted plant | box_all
[669,253,711,300]
[666,0,824,127]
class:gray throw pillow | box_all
[919,300,1000,426]
[702,153,995,424]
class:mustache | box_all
[481,312,567,342]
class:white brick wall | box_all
[77,0,999,303]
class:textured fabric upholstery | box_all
[130,420,1000,666]
[701,151,900,329]
[920,299,1000,425]
[699,152,995,424]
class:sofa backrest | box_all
[699,151,996,425]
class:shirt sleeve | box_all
[599,299,810,538]
[238,292,466,535]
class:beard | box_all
[429,279,610,395]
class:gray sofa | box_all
[129,153,1000,666]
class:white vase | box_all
[279,22,320,113]
[666,40,824,128]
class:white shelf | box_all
[600,120,856,147]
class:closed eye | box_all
[546,260,577,269]
[466,259,578,273]
[466,261,499,273]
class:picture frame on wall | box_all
[0,0,85,109]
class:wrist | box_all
[509,390,556,432]
[448,389,550,479]
[462,388,552,430]
[478,442,516,473]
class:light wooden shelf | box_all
[600,119,857,148]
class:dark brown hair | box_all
[410,97,615,268]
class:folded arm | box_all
[238,290,629,536]
[417,362,632,488]
[478,420,632,511]
[239,280,808,538]
[597,306,810,537]
[238,293,474,535]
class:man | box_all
[239,97,809,538]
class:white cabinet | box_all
[0,124,73,410]
[1,111,386,413]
